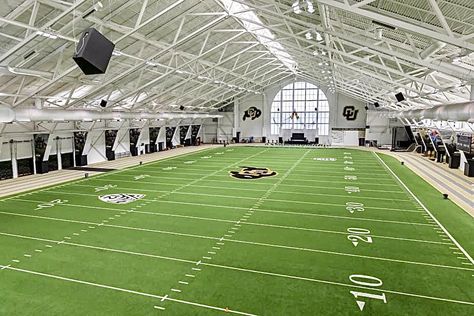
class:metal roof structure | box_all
[0,0,473,116]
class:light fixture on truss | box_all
[292,0,315,14]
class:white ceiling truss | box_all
[0,0,473,116]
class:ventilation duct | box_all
[0,65,53,80]
[0,107,221,123]
[419,41,447,60]
[393,102,474,123]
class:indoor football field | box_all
[0,146,472,315]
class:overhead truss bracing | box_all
[0,0,473,115]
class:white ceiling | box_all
[0,0,473,114]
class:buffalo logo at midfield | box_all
[230,166,277,180]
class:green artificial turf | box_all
[0,146,472,315]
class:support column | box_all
[57,137,62,170]
[31,138,37,175]
[10,141,18,179]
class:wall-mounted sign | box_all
[342,106,359,121]
[243,106,262,121]
[456,133,472,153]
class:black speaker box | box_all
[100,99,107,108]
[35,160,49,174]
[374,102,380,108]
[73,28,115,75]
[395,92,405,102]
[75,154,88,166]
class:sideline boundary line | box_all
[373,152,474,265]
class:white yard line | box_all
[111,172,405,194]
[13,192,421,214]
[68,183,411,202]
[0,209,446,246]
[15,190,432,229]
[1,261,472,308]
[373,152,474,265]
[0,264,256,316]
[1,231,471,274]
[98,174,400,188]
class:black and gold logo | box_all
[230,166,277,180]
[243,106,262,121]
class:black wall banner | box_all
[33,134,50,173]
[166,127,176,148]
[191,125,201,145]
[34,134,49,161]
[456,133,472,153]
[73,132,87,166]
[129,128,140,156]
[149,127,160,153]
[149,127,160,145]
[243,106,262,121]
[0,160,13,180]
[105,130,117,160]
[180,126,189,145]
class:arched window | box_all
[271,82,329,135]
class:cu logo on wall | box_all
[243,106,262,121]
[342,106,359,121]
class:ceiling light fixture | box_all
[36,30,57,39]
[292,0,315,14]
[292,1,302,14]
[315,32,323,42]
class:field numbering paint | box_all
[35,199,68,211]
[349,274,387,311]
[347,228,373,247]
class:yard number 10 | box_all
[349,274,387,311]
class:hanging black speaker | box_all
[100,99,107,108]
[73,28,115,75]
[395,92,405,102]
[374,102,380,108]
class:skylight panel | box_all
[219,0,297,72]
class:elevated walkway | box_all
[383,151,473,216]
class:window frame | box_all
[270,82,330,135]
